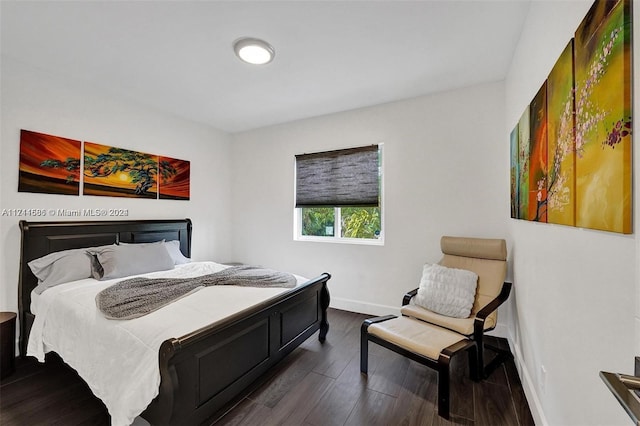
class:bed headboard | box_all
[18,218,192,356]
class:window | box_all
[294,144,383,244]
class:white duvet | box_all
[27,261,305,426]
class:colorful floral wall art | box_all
[529,83,548,223]
[510,126,519,219]
[517,105,530,220]
[547,40,576,227]
[510,0,632,234]
[574,0,632,234]
[18,130,82,196]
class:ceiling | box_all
[1,1,531,133]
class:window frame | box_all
[293,144,384,246]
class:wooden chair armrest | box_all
[474,282,512,336]
[403,288,419,306]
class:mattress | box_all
[27,261,306,426]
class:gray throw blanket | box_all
[96,265,297,320]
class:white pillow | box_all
[414,263,478,319]
[164,240,191,265]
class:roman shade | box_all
[295,145,379,207]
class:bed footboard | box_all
[142,273,331,425]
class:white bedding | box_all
[27,261,306,426]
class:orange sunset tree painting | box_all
[83,142,160,199]
[19,130,81,195]
[159,157,190,200]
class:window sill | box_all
[294,236,384,246]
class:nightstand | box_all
[1,312,17,379]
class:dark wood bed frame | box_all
[18,219,331,425]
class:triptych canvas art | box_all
[511,0,632,234]
[18,129,190,200]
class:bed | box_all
[18,219,331,425]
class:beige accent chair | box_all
[361,236,511,419]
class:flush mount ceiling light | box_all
[233,37,275,65]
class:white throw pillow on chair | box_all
[414,263,478,319]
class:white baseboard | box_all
[508,336,548,426]
[329,297,401,317]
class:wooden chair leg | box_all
[468,343,480,382]
[360,328,369,374]
[482,343,514,378]
[360,316,396,374]
[437,353,451,420]
[476,333,485,378]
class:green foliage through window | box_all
[301,207,381,239]
[302,208,335,236]
[341,207,380,239]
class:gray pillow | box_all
[28,246,113,294]
[414,263,478,318]
[88,242,174,280]
[120,240,190,265]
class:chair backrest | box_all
[438,236,507,324]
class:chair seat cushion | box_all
[368,316,468,360]
[401,304,496,336]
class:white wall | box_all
[230,82,510,330]
[0,58,234,315]
[504,1,637,425]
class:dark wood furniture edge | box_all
[0,312,17,379]
[402,288,418,306]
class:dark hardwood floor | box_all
[0,309,534,425]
